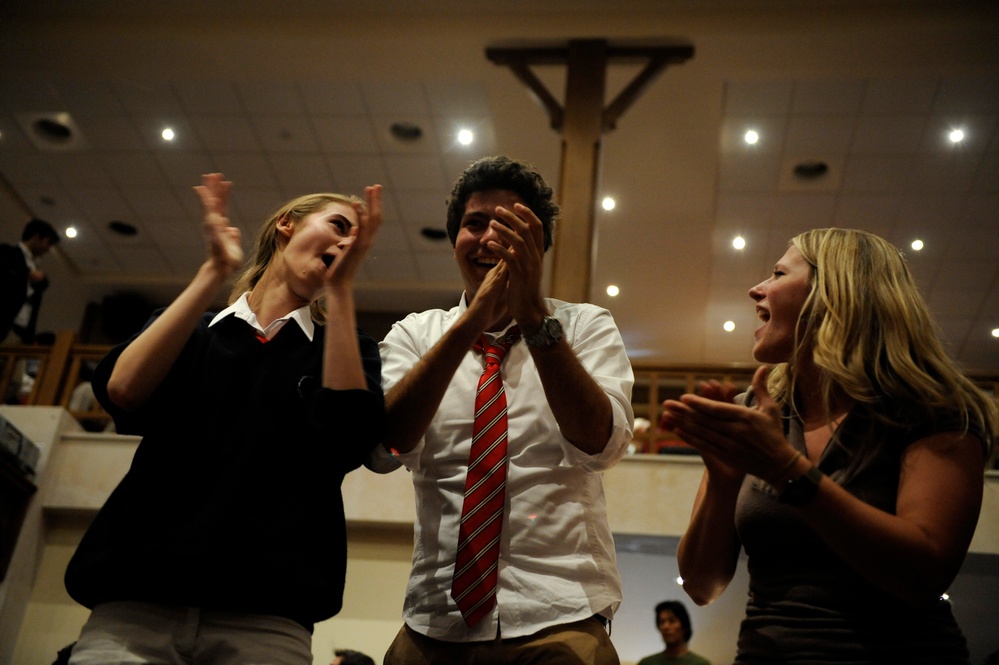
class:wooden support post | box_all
[486,39,693,303]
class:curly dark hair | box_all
[445,155,559,251]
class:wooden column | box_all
[552,40,607,303]
[487,39,694,302]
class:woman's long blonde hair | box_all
[767,228,996,456]
[229,192,362,324]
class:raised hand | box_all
[466,261,512,333]
[484,202,547,326]
[327,184,383,288]
[193,173,243,273]
[661,365,796,484]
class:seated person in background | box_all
[637,600,710,665]
[664,227,996,664]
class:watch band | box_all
[778,464,823,506]
[524,315,563,348]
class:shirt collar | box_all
[458,291,517,339]
[209,292,315,341]
[17,242,36,270]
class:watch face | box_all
[526,316,563,347]
[778,466,822,506]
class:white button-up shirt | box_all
[374,296,634,641]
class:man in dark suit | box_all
[1,218,60,344]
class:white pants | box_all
[68,601,313,665]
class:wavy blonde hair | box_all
[229,192,362,324]
[767,228,996,457]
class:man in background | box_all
[331,648,375,665]
[1,218,60,344]
[636,600,711,665]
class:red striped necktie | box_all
[450,326,521,626]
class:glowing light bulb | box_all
[65,226,78,238]
[606,285,620,297]
[161,128,175,141]
[911,239,924,251]
[733,236,746,250]
[457,129,473,145]
[744,129,759,145]
[601,197,616,211]
[948,128,965,144]
[723,321,735,332]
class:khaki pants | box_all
[383,616,620,665]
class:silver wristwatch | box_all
[524,316,563,348]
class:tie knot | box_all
[477,326,521,366]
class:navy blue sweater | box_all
[65,311,385,630]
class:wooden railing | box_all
[0,330,112,431]
[2,332,997,442]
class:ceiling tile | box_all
[791,80,865,116]
[384,154,447,191]
[360,82,431,116]
[171,81,244,115]
[861,79,938,116]
[235,82,307,115]
[718,153,781,192]
[190,115,262,153]
[723,80,793,115]
[327,154,390,194]
[311,115,380,154]
[298,82,367,116]
[111,82,186,117]
[933,77,999,114]
[840,155,913,194]
[268,153,336,194]
[850,115,926,155]
[251,115,321,153]
[784,116,855,155]
[208,151,278,189]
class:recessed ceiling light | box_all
[744,129,759,145]
[793,160,829,180]
[108,220,138,237]
[991,328,999,338]
[65,226,77,238]
[606,284,619,297]
[601,197,615,211]
[33,117,73,144]
[420,227,447,241]
[723,320,735,332]
[732,236,746,250]
[457,129,473,145]
[161,127,175,141]
[911,239,924,251]
[948,128,965,144]
[675,576,684,586]
[390,121,423,142]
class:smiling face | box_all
[453,188,525,299]
[278,200,357,301]
[749,245,814,364]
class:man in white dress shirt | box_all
[372,156,634,664]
